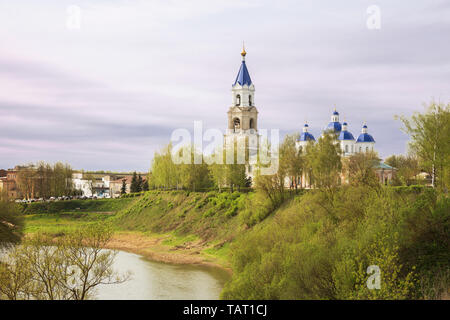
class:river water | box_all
[96,250,230,300]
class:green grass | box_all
[24,212,113,234]
[21,191,262,268]
[20,198,134,215]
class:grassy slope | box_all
[22,191,256,268]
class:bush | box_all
[222,186,449,299]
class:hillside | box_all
[22,187,449,299]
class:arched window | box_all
[236,94,241,106]
[249,95,252,106]
[351,145,354,153]
[345,145,349,153]
[366,147,369,152]
[359,146,362,152]
[249,118,255,129]
[233,118,241,131]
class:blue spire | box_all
[233,61,252,86]
[233,48,252,86]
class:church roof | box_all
[298,132,315,142]
[338,122,354,140]
[374,162,395,170]
[356,133,375,143]
[326,121,342,132]
[338,130,355,140]
[233,60,252,86]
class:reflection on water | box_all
[96,251,230,300]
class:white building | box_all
[72,173,111,197]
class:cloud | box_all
[0,0,449,171]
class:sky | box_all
[0,0,449,172]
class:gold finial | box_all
[241,42,247,57]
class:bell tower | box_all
[226,46,258,135]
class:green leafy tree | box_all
[398,101,450,189]
[150,144,180,190]
[137,175,143,192]
[279,134,303,190]
[0,225,130,300]
[385,155,421,186]
[142,179,149,191]
[344,151,380,187]
[305,132,342,190]
[130,172,139,193]
[0,200,23,247]
[120,179,127,195]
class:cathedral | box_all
[223,47,394,185]
[224,47,377,158]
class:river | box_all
[96,250,230,300]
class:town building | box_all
[0,169,19,199]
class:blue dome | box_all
[233,61,252,86]
[298,132,315,142]
[333,110,339,115]
[356,133,375,142]
[339,130,355,140]
[326,121,342,132]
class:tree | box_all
[398,101,450,189]
[150,144,180,190]
[344,151,380,187]
[130,172,139,193]
[142,180,149,191]
[0,225,130,300]
[120,179,127,195]
[0,200,23,247]
[253,138,286,208]
[209,162,227,192]
[179,147,212,191]
[305,132,342,190]
[385,155,420,186]
[137,175,143,192]
[279,134,303,190]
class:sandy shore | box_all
[104,232,232,275]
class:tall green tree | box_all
[305,132,342,190]
[120,179,127,195]
[137,175,143,192]
[344,151,380,187]
[142,180,149,191]
[279,134,303,190]
[150,144,180,189]
[398,101,450,189]
[130,172,139,193]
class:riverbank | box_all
[104,231,232,274]
[22,191,259,275]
